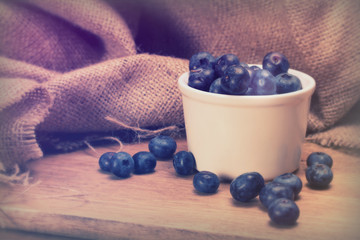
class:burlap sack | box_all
[0,0,359,173]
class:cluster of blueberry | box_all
[98,136,334,226]
[188,51,302,95]
[98,135,177,178]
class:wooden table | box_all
[1,139,359,240]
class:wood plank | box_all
[0,139,359,240]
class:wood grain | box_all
[0,139,359,240]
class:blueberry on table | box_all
[98,152,115,172]
[111,152,134,178]
[306,163,333,188]
[189,52,216,71]
[132,151,157,174]
[148,135,177,160]
[262,52,290,77]
[221,65,250,95]
[306,152,333,168]
[173,151,196,176]
[214,54,240,77]
[273,173,303,197]
[209,78,226,94]
[193,171,220,194]
[268,198,300,225]
[230,172,265,202]
[188,68,215,91]
[275,73,302,94]
[250,69,276,95]
[259,182,294,209]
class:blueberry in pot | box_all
[262,52,290,76]
[238,62,249,68]
[188,68,215,91]
[245,65,261,83]
[214,54,240,77]
[132,151,157,174]
[189,52,216,71]
[221,65,250,95]
[275,73,302,94]
[98,152,115,172]
[268,198,300,225]
[305,163,333,188]
[173,151,196,176]
[306,152,333,168]
[149,135,177,160]
[209,78,226,94]
[259,182,294,208]
[230,172,265,202]
[250,69,276,95]
[111,152,134,178]
[273,173,303,197]
[193,171,220,194]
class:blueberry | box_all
[259,182,294,208]
[238,62,249,68]
[132,151,157,174]
[193,171,220,194]
[230,172,265,202]
[148,135,177,160]
[273,173,303,197]
[188,68,215,91]
[306,163,333,188]
[209,78,226,94]
[111,152,134,178]
[98,152,115,172]
[189,52,216,71]
[262,52,290,76]
[245,65,261,83]
[268,198,300,225]
[250,69,276,95]
[306,152,333,168]
[245,87,256,95]
[173,151,196,176]
[214,54,240,77]
[275,73,302,94]
[221,65,250,95]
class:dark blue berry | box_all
[268,198,300,225]
[250,69,276,95]
[238,62,249,68]
[246,65,261,83]
[188,68,215,91]
[306,152,333,168]
[273,173,303,197]
[245,87,256,95]
[189,52,216,71]
[98,152,115,172]
[214,54,240,77]
[111,152,134,178]
[262,52,290,76]
[132,151,157,174]
[193,171,220,194]
[221,65,250,95]
[275,73,302,94]
[259,182,294,208]
[230,172,265,202]
[306,164,333,188]
[148,135,177,160]
[173,151,196,176]
[209,78,226,94]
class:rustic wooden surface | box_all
[0,138,359,240]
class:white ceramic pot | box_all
[178,66,316,180]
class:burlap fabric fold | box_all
[0,0,359,173]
